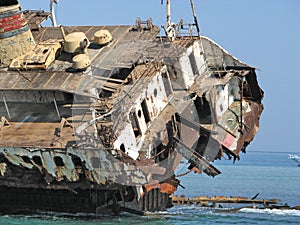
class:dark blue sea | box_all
[1,151,299,224]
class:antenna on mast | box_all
[50,0,58,27]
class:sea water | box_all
[0,151,299,224]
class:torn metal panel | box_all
[174,137,221,177]
[0,71,123,98]
[200,36,252,70]
[235,102,264,155]
[23,10,51,30]
[2,148,34,169]
[213,125,236,149]
[69,147,149,185]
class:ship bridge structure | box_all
[0,0,263,214]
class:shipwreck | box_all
[0,0,264,215]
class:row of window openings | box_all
[129,73,173,139]
[20,155,82,167]
[20,154,110,170]
[120,73,173,152]
[4,153,131,170]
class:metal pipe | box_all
[76,107,119,134]
[53,94,61,120]
[239,78,244,134]
[60,25,66,41]
[2,93,11,119]
[50,0,58,27]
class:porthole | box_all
[154,88,158,97]
[138,109,142,118]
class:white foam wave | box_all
[240,208,300,217]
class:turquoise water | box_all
[1,151,300,224]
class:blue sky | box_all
[19,0,300,153]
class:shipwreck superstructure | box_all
[0,0,263,214]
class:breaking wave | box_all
[239,208,300,217]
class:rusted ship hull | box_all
[0,186,171,215]
[0,1,263,215]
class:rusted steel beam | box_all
[173,136,221,177]
[176,113,216,135]
[171,195,280,205]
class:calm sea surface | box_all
[1,151,300,224]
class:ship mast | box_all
[166,0,171,27]
[189,0,205,56]
[162,0,176,41]
[50,0,58,27]
[189,0,200,38]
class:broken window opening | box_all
[62,92,74,104]
[71,155,83,168]
[141,99,151,124]
[111,67,133,81]
[162,72,173,97]
[53,156,65,167]
[120,143,126,153]
[213,72,227,78]
[21,156,31,164]
[243,72,264,102]
[194,95,212,124]
[243,80,252,99]
[153,143,164,163]
[130,111,142,138]
[188,53,198,76]
[97,89,114,99]
[32,156,43,166]
[0,153,8,163]
[91,157,101,168]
